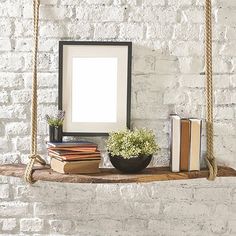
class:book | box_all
[48,152,101,161]
[170,114,181,172]
[50,158,101,174]
[189,118,202,171]
[48,149,100,156]
[47,141,97,148]
[180,119,191,171]
[48,147,98,152]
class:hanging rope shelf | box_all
[0,164,235,184]
[0,0,235,184]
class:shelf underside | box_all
[0,164,235,183]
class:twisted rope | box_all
[24,0,46,184]
[205,0,217,180]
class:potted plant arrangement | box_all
[106,128,159,173]
[46,110,65,142]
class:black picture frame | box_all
[58,41,132,136]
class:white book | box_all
[170,114,181,172]
[189,119,202,171]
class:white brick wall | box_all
[0,0,236,235]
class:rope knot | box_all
[28,154,46,165]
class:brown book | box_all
[50,158,101,174]
[48,152,101,161]
[48,149,100,156]
[48,147,98,152]
[180,119,191,171]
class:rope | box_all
[205,0,217,180]
[24,0,46,184]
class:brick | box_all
[0,201,30,217]
[155,58,179,74]
[0,153,19,165]
[0,38,12,51]
[143,0,165,6]
[120,185,151,202]
[94,23,118,39]
[214,106,234,120]
[147,23,173,39]
[128,7,159,22]
[120,23,144,39]
[163,202,210,218]
[182,8,204,23]
[169,41,204,57]
[74,218,123,234]
[87,0,112,4]
[168,0,192,7]
[0,184,10,198]
[24,73,58,88]
[152,186,193,201]
[133,55,156,74]
[194,188,231,202]
[14,183,67,202]
[163,89,188,104]
[179,57,204,74]
[217,9,236,25]
[40,22,67,38]
[20,218,44,232]
[0,73,24,88]
[214,122,236,136]
[5,122,29,136]
[220,42,236,56]
[76,6,124,22]
[1,218,17,231]
[0,91,9,104]
[0,105,27,119]
[49,219,73,234]
[173,24,200,40]
[15,38,32,52]
[226,27,236,40]
[0,3,22,17]
[95,184,120,202]
[228,220,236,234]
[215,90,232,105]
[34,202,89,218]
[24,5,73,19]
[11,90,31,104]
[0,19,13,37]
[132,105,169,119]
[123,219,148,231]
[14,19,33,37]
[38,89,58,104]
[67,22,92,39]
[0,138,9,152]
[215,75,230,88]
[179,75,204,88]
[0,53,24,72]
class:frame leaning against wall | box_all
[58,41,132,136]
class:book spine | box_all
[170,115,180,172]
[180,119,190,171]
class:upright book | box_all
[180,119,191,171]
[170,114,181,172]
[189,119,202,171]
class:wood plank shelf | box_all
[0,164,235,183]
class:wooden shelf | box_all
[0,164,235,183]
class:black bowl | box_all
[109,154,152,173]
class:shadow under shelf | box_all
[0,164,235,183]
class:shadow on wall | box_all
[130,44,205,168]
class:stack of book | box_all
[170,114,202,172]
[47,141,101,174]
